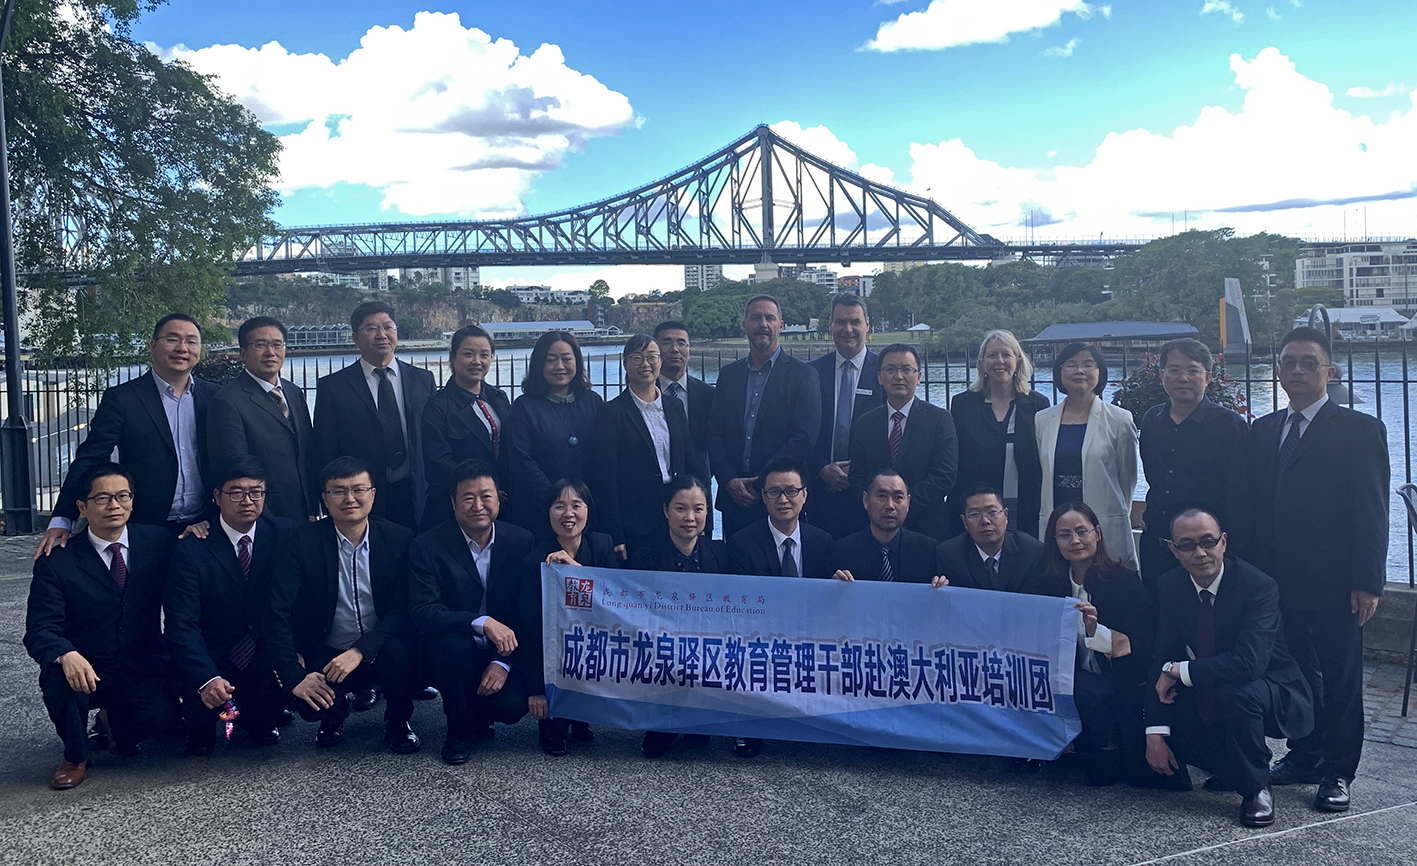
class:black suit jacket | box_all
[949,389,1049,537]
[628,535,732,574]
[707,350,821,513]
[527,531,621,572]
[728,520,834,578]
[806,350,885,537]
[1075,567,1155,690]
[207,373,318,521]
[664,374,715,487]
[54,371,219,526]
[312,359,435,524]
[420,382,512,528]
[262,516,414,691]
[25,524,174,674]
[1247,400,1389,610]
[934,529,1048,595]
[407,519,537,692]
[1145,557,1312,738]
[828,527,937,584]
[848,398,958,540]
[164,514,294,693]
[590,389,691,545]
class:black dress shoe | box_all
[539,719,569,757]
[111,742,142,757]
[385,721,420,755]
[1083,751,1123,787]
[247,727,280,747]
[1315,777,1351,812]
[470,723,496,740]
[733,737,762,758]
[441,738,472,765]
[277,708,297,727]
[413,687,439,701]
[1241,785,1276,827]
[352,687,380,712]
[316,716,345,747]
[1011,757,1043,775]
[1203,774,1237,792]
[1269,756,1321,786]
[185,731,215,757]
[683,733,711,746]
[642,731,677,758]
[569,720,594,743]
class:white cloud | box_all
[156,12,638,218]
[1201,1,1245,24]
[1045,37,1080,57]
[865,0,1103,53]
[1266,6,1281,21]
[1289,0,1302,7]
[1347,81,1410,99]
[770,121,859,167]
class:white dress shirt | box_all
[1282,393,1328,442]
[768,521,803,576]
[359,357,409,441]
[630,390,673,482]
[87,526,131,570]
[831,347,867,458]
[328,527,380,650]
[886,396,914,439]
[1069,579,1114,674]
[219,516,256,557]
[1146,564,1225,736]
[462,525,510,672]
[658,372,692,422]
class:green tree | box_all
[588,278,612,305]
[871,263,982,330]
[486,288,521,310]
[9,1,281,362]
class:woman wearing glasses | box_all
[1042,502,1154,786]
[1035,342,1139,571]
[588,335,691,562]
[506,331,604,530]
[950,330,1050,538]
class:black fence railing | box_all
[9,340,1414,585]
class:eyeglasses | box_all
[324,485,374,499]
[156,335,202,349]
[880,365,919,377]
[965,507,1005,522]
[247,340,286,352]
[624,353,661,366]
[220,488,267,502]
[763,486,804,500]
[1054,526,1096,542]
[1162,366,1205,379]
[1278,357,1328,373]
[85,491,133,506]
[358,323,398,336]
[1061,361,1099,372]
[1167,535,1224,553]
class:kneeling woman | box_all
[1042,501,1155,785]
[631,475,729,757]
[526,478,619,756]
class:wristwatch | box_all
[1162,661,1178,678]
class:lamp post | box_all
[0,0,36,535]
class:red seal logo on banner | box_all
[565,577,594,609]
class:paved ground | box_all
[1,535,1414,866]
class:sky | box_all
[134,1,1417,296]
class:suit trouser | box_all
[39,661,176,764]
[1281,605,1365,779]
[429,633,528,738]
[1138,530,1177,600]
[184,652,284,742]
[298,637,418,726]
[1167,680,1282,798]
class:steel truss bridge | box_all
[235,125,1147,276]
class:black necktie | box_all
[780,538,798,577]
[665,381,683,402]
[1276,412,1303,475]
[1196,588,1217,724]
[373,367,408,470]
[880,545,895,582]
[986,556,1000,590]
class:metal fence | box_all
[9,340,1415,585]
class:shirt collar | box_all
[630,389,663,412]
[767,520,801,550]
[1169,396,1219,423]
[245,369,280,393]
[878,528,902,554]
[359,357,397,379]
[88,526,131,557]
[836,346,867,371]
[460,523,497,556]
[975,543,1001,564]
[154,373,193,399]
[659,372,690,391]
[220,516,256,547]
[1189,562,1225,598]
[889,397,915,421]
[1286,392,1328,424]
[748,346,782,372]
[546,390,577,404]
[336,526,370,552]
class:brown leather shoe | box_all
[1241,784,1276,827]
[51,759,89,790]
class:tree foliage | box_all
[680,276,831,337]
[7,1,282,362]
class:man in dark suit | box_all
[1247,327,1388,812]
[1144,508,1314,828]
[807,295,885,539]
[312,301,435,530]
[36,314,218,557]
[729,456,834,580]
[165,455,294,755]
[656,320,715,495]
[25,463,177,789]
[828,469,938,584]
[933,484,1048,594]
[848,344,957,541]
[421,324,512,530]
[707,295,822,538]
[207,317,319,523]
[263,457,421,754]
[408,459,537,765]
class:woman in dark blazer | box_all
[950,329,1049,538]
[524,478,618,757]
[632,475,729,759]
[506,331,604,530]
[1041,501,1155,787]
[421,325,512,530]
[590,335,691,562]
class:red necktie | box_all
[237,535,252,577]
[107,543,127,590]
[228,535,257,670]
[889,411,905,467]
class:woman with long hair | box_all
[1042,501,1154,786]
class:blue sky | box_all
[136,1,1417,293]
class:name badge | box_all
[855,388,874,396]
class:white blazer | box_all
[1035,395,1139,571]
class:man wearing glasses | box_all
[36,314,219,557]
[207,317,319,523]
[312,301,435,529]
[1143,508,1313,827]
[25,463,177,789]
[1248,327,1389,813]
[263,457,421,754]
[165,456,294,755]
[847,344,958,542]
[932,483,1047,594]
